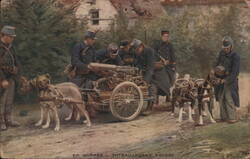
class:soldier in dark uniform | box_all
[71,31,98,89]
[118,40,136,66]
[70,31,99,117]
[0,26,20,131]
[131,39,170,113]
[96,43,123,65]
[153,30,176,102]
[214,36,240,123]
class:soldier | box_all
[96,43,123,65]
[153,30,176,101]
[70,31,99,117]
[214,36,240,123]
[131,39,170,113]
[0,26,20,131]
[71,31,98,89]
[118,40,135,66]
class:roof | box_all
[110,0,166,19]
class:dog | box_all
[194,70,223,125]
[20,74,91,131]
[171,74,197,123]
[195,78,216,125]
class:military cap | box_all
[1,25,16,37]
[119,40,129,48]
[130,39,143,49]
[222,36,234,48]
[84,31,97,40]
[108,43,118,55]
[161,29,169,35]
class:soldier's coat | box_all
[0,41,20,81]
[153,40,176,86]
[70,42,97,88]
[215,50,240,107]
[96,49,123,65]
[135,47,170,96]
[119,49,136,66]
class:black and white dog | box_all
[171,75,197,123]
[195,75,217,125]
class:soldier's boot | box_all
[0,115,7,131]
[143,102,153,115]
[5,113,20,127]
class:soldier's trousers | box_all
[0,79,15,121]
[148,83,157,103]
[218,84,236,120]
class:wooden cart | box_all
[81,63,154,121]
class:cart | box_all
[81,63,154,121]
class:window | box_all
[90,9,99,25]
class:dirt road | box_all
[1,107,181,159]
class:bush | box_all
[1,0,85,81]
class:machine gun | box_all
[88,63,139,75]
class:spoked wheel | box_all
[110,81,144,121]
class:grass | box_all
[116,116,250,159]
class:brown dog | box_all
[20,74,91,131]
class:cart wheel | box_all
[110,81,144,121]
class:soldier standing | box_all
[0,26,20,131]
[71,31,98,89]
[96,43,123,65]
[214,36,240,123]
[153,30,176,101]
[131,39,170,113]
[70,31,99,117]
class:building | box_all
[62,0,167,30]
[74,0,118,30]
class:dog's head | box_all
[35,74,51,89]
[19,76,32,93]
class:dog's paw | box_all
[211,119,217,123]
[42,124,49,129]
[54,127,60,131]
[170,113,175,116]
[35,121,42,126]
[64,117,71,121]
[83,120,88,124]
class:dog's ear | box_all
[45,73,51,80]
[30,78,37,87]
[20,76,27,83]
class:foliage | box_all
[97,5,250,76]
[1,0,85,81]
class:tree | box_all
[1,0,85,81]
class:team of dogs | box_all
[19,71,219,131]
